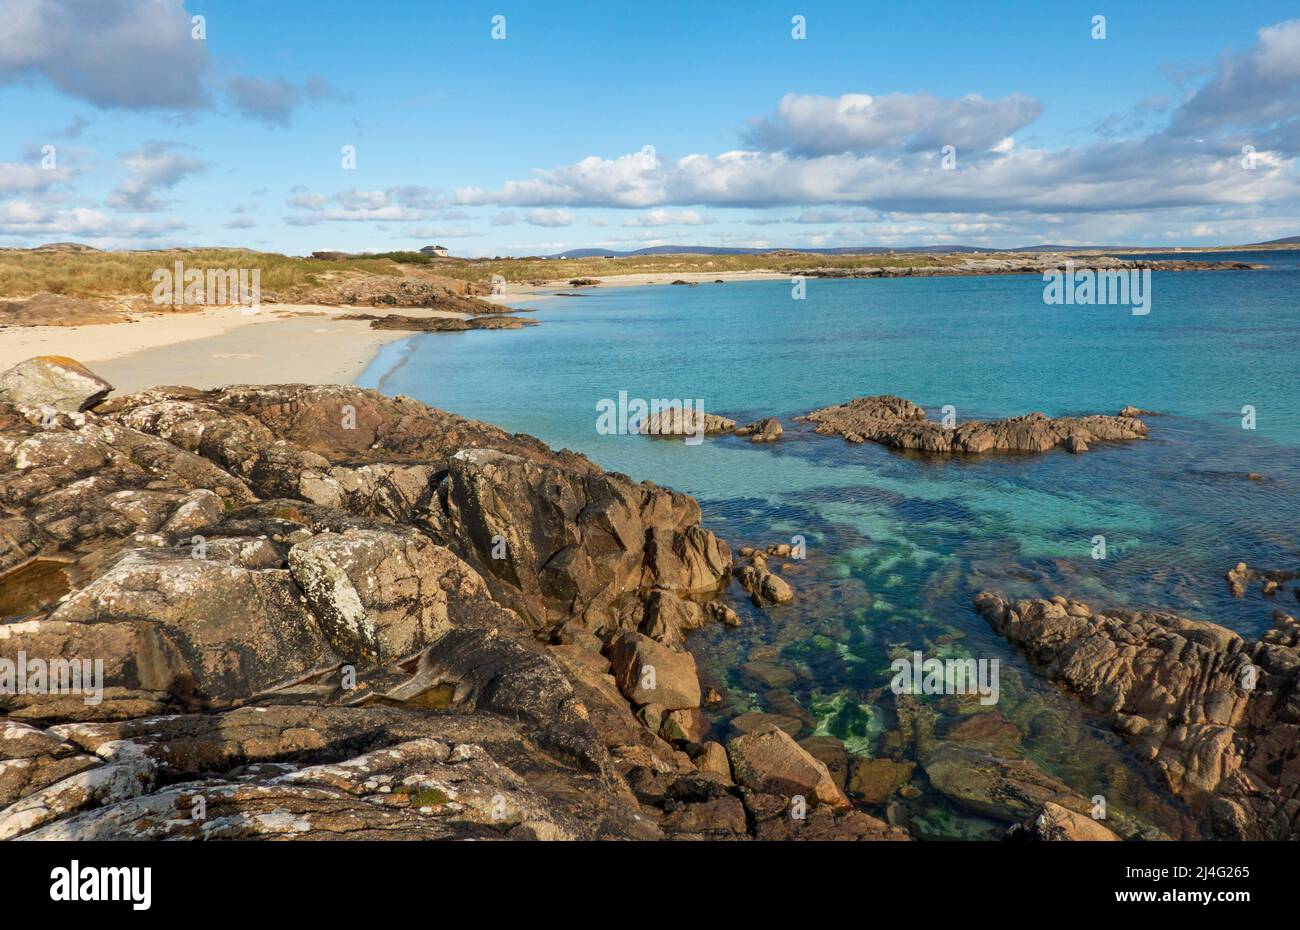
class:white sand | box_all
[0,304,467,393]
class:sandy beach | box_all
[0,304,468,393]
[0,273,781,393]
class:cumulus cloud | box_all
[1168,19,1300,153]
[106,142,205,212]
[745,92,1044,156]
[0,161,71,193]
[623,209,708,227]
[0,0,210,110]
[524,208,573,227]
[0,199,185,237]
[283,186,452,225]
[226,75,338,127]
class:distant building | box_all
[419,245,450,257]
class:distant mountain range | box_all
[543,238,1298,259]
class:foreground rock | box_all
[0,357,803,841]
[1006,802,1121,841]
[975,592,1300,839]
[796,394,1147,454]
[0,355,113,413]
[726,725,849,809]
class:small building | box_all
[419,245,450,257]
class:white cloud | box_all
[0,0,210,110]
[744,91,1044,156]
[524,208,573,227]
[623,209,708,227]
[106,142,205,212]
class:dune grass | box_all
[0,248,405,299]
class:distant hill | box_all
[1250,236,1300,246]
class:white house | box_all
[419,245,450,257]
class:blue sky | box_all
[2,0,1299,254]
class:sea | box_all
[359,249,1300,838]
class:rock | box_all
[746,796,908,840]
[660,795,746,835]
[695,741,732,781]
[288,528,489,663]
[640,590,705,647]
[607,632,701,710]
[731,712,804,737]
[796,394,1147,455]
[0,356,114,413]
[338,313,538,332]
[660,707,708,743]
[1007,802,1121,841]
[735,416,783,443]
[0,361,751,840]
[726,725,849,808]
[923,743,1090,823]
[705,600,741,627]
[736,563,794,606]
[975,591,1300,839]
[638,407,736,439]
[848,758,915,804]
[798,735,850,790]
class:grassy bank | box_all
[0,248,404,299]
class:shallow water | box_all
[360,250,1300,839]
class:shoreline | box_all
[0,304,469,394]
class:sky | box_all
[2,0,1299,256]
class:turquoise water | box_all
[360,250,1299,839]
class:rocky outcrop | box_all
[974,592,1300,839]
[735,416,783,443]
[796,394,1147,454]
[339,313,537,331]
[0,293,127,328]
[638,407,737,439]
[0,358,820,841]
[735,551,794,606]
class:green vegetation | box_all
[0,248,404,299]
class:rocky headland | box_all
[0,356,906,841]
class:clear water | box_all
[360,250,1300,839]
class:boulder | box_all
[726,725,849,809]
[606,632,701,710]
[0,356,113,413]
[735,416,783,443]
[1007,802,1121,841]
